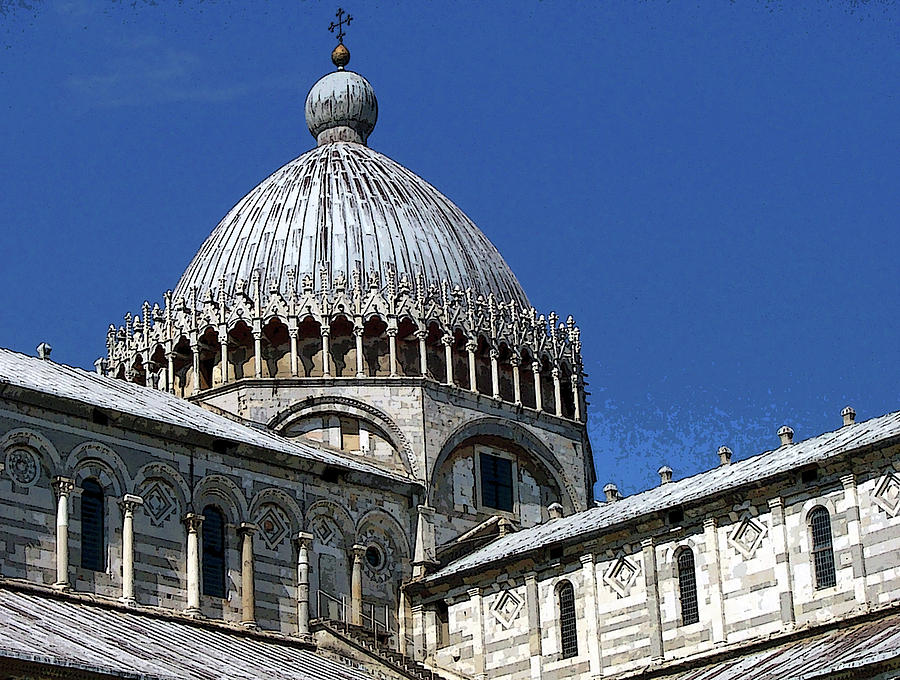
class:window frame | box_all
[474,446,518,516]
[808,506,837,590]
[675,547,699,626]
[556,579,579,659]
[201,504,227,599]
[79,478,106,572]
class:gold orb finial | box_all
[331,43,350,69]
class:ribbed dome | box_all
[174,142,529,306]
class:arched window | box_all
[202,505,226,598]
[809,507,836,589]
[80,479,105,571]
[676,548,699,625]
[557,580,578,659]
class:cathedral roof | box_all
[0,582,378,680]
[427,408,900,582]
[173,56,528,307]
[0,348,410,484]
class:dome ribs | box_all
[140,143,583,413]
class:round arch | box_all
[427,417,579,512]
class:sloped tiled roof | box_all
[428,409,900,581]
[0,348,410,484]
[0,583,376,680]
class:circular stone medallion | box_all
[5,448,39,487]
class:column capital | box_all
[353,325,365,338]
[579,553,596,567]
[767,496,784,510]
[119,494,144,513]
[440,334,454,347]
[703,517,717,531]
[641,537,655,550]
[465,340,478,353]
[489,348,500,360]
[52,476,75,496]
[386,326,399,338]
[414,329,429,340]
[551,367,560,380]
[238,522,258,536]
[467,587,482,599]
[183,512,205,531]
[293,531,314,549]
[532,360,542,374]
[320,326,331,338]
[509,354,521,367]
[840,473,857,490]
[351,543,366,560]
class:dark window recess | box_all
[321,467,341,484]
[436,600,450,648]
[548,545,564,561]
[677,549,699,625]
[557,581,578,659]
[810,507,837,589]
[667,508,684,525]
[91,408,109,426]
[480,453,514,512]
[202,505,227,598]
[801,467,819,484]
[80,479,105,571]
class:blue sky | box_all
[0,1,897,496]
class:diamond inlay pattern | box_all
[728,515,766,559]
[490,589,523,629]
[874,470,900,517]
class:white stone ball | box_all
[305,70,378,146]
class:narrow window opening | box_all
[480,453,513,512]
[80,479,105,571]
[557,580,578,659]
[202,505,226,598]
[677,548,699,625]
[436,600,450,648]
[809,507,836,589]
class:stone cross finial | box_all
[329,7,352,44]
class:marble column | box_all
[219,335,229,385]
[294,532,313,636]
[841,474,870,608]
[703,518,726,644]
[490,348,501,399]
[52,477,74,590]
[468,587,486,679]
[532,361,543,412]
[184,512,204,616]
[166,351,176,394]
[571,374,582,421]
[552,367,563,417]
[442,335,454,386]
[466,340,478,392]
[289,329,299,377]
[239,523,258,627]
[354,327,365,378]
[580,554,603,676]
[768,497,796,627]
[191,343,201,394]
[525,573,544,680]
[642,537,664,662]
[351,544,365,625]
[416,330,428,377]
[511,355,522,405]
[387,327,398,377]
[252,330,263,379]
[119,494,144,605]
[321,328,331,377]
